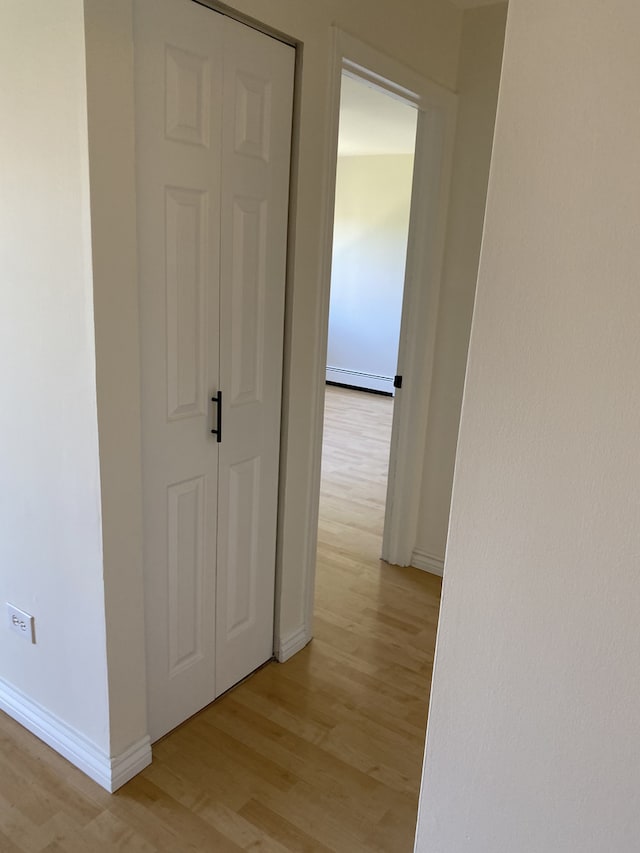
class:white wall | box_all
[413,2,507,573]
[0,1,110,749]
[0,0,149,788]
[417,1,640,849]
[327,154,414,394]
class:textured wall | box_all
[417,1,640,849]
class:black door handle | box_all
[211,391,222,443]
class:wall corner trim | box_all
[274,625,311,662]
[411,548,445,577]
[109,735,153,792]
[0,677,151,792]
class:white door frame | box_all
[301,30,457,632]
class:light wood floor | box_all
[0,386,441,852]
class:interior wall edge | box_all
[84,0,150,759]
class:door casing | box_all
[297,30,458,643]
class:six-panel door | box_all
[135,0,294,741]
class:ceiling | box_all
[337,74,418,157]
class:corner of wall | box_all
[84,0,150,763]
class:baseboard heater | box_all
[325,366,394,396]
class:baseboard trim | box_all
[411,548,444,578]
[274,625,311,662]
[110,736,153,792]
[326,366,394,395]
[0,676,151,792]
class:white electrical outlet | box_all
[7,603,36,644]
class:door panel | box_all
[166,475,206,676]
[135,0,223,741]
[165,186,208,420]
[216,17,294,695]
[165,45,212,147]
[229,197,266,405]
[225,456,261,638]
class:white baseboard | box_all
[109,736,153,791]
[411,548,445,577]
[274,625,311,662]
[0,676,151,792]
[326,366,394,395]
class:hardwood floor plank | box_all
[113,778,244,852]
[239,798,335,853]
[140,763,292,853]
[0,829,25,853]
[0,791,56,852]
[79,809,158,853]
[254,781,384,853]
[201,698,393,822]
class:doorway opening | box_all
[319,71,417,571]
[294,31,457,651]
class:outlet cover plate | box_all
[7,604,36,643]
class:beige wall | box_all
[414,2,507,572]
[0,0,110,750]
[417,0,640,848]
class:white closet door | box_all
[135,0,293,741]
[215,17,294,695]
[135,0,223,741]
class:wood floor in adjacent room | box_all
[0,386,441,852]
